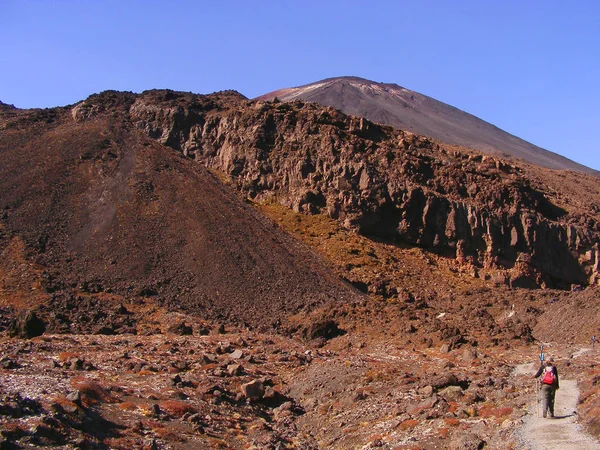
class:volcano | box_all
[258,76,597,175]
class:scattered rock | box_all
[241,380,265,402]
[216,343,233,354]
[170,360,189,372]
[66,391,82,406]
[407,396,438,416]
[430,373,459,390]
[300,319,345,345]
[448,432,485,450]
[229,349,244,360]
[227,364,243,376]
[94,325,115,335]
[418,385,434,397]
[440,386,464,401]
[462,347,478,362]
[168,322,193,336]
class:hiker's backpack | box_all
[542,366,556,385]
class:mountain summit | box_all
[258,76,596,175]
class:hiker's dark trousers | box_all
[541,384,556,417]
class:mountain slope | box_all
[124,89,599,288]
[258,76,597,175]
[0,92,361,330]
[1,87,599,334]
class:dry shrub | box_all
[581,406,600,437]
[72,379,113,405]
[478,404,513,418]
[493,406,513,418]
[118,401,138,411]
[142,419,164,429]
[0,422,28,440]
[438,427,450,439]
[159,400,197,418]
[205,438,231,449]
[59,352,78,362]
[103,437,139,450]
[444,417,460,427]
[153,427,187,442]
[51,395,78,410]
[447,401,459,413]
[318,403,333,415]
[397,419,419,431]
[364,368,397,383]
[581,403,600,415]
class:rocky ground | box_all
[2,284,600,449]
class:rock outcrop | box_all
[88,89,599,289]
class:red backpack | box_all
[542,366,556,385]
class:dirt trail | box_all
[516,361,600,449]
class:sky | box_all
[1,0,599,171]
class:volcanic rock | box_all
[241,380,265,402]
[8,311,45,339]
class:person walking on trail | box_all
[534,358,559,418]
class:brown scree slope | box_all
[0,91,362,330]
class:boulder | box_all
[8,310,45,339]
[167,322,193,336]
[430,373,459,390]
[300,319,344,344]
[241,380,265,402]
[440,386,464,401]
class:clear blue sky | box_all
[2,0,599,170]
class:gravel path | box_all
[516,362,600,449]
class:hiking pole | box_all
[536,378,540,418]
[538,345,544,418]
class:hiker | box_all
[534,358,559,418]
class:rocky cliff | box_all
[71,89,599,289]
